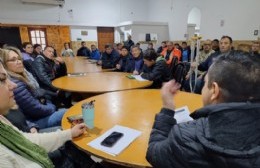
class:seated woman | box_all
[0,48,66,129]
[0,58,102,168]
[115,46,131,72]
[125,45,144,74]
[141,50,170,88]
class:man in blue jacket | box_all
[146,51,260,168]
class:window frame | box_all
[28,27,48,49]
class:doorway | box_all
[0,27,22,49]
[187,7,201,40]
[97,27,114,52]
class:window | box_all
[28,28,47,49]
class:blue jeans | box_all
[33,108,67,129]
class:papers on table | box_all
[131,75,149,81]
[88,125,142,156]
[174,106,193,123]
[67,72,87,77]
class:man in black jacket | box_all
[146,51,260,168]
[101,44,119,69]
[141,50,170,88]
[33,46,67,92]
[33,46,72,107]
[77,41,91,57]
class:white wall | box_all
[131,23,169,49]
[200,0,260,40]
[114,22,169,50]
[188,7,201,30]
[70,26,97,41]
[148,0,260,40]
[0,0,149,26]
[1,0,259,41]
[147,0,202,40]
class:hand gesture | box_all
[161,80,181,110]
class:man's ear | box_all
[210,82,220,102]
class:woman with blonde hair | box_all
[0,48,65,129]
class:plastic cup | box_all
[82,103,95,129]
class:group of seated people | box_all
[61,41,101,60]
[0,45,71,132]
[0,39,259,168]
[95,36,259,92]
[0,45,107,167]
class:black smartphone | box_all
[170,63,185,84]
[101,132,124,147]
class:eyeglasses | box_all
[7,57,22,63]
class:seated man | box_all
[90,44,101,60]
[101,44,120,69]
[157,41,167,54]
[184,39,215,92]
[115,46,131,72]
[190,36,233,93]
[61,42,74,57]
[33,46,72,107]
[146,51,260,168]
[141,50,170,88]
[161,41,181,65]
[181,41,191,62]
[251,41,260,57]
[145,42,155,53]
[125,45,144,74]
[77,41,91,57]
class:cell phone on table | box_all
[101,131,124,147]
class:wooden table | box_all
[52,72,153,93]
[62,90,203,167]
[63,56,104,73]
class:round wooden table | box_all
[62,90,203,167]
[52,72,153,93]
[63,56,104,73]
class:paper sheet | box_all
[88,125,142,156]
[131,75,149,81]
[67,72,87,77]
[174,106,193,123]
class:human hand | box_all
[185,73,190,80]
[161,80,181,110]
[133,70,139,75]
[97,60,102,65]
[30,127,38,133]
[197,74,203,80]
[54,56,64,64]
[190,62,198,70]
[71,123,87,138]
[116,64,121,70]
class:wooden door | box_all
[97,27,114,52]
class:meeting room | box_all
[0,0,259,168]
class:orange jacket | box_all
[161,48,181,65]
